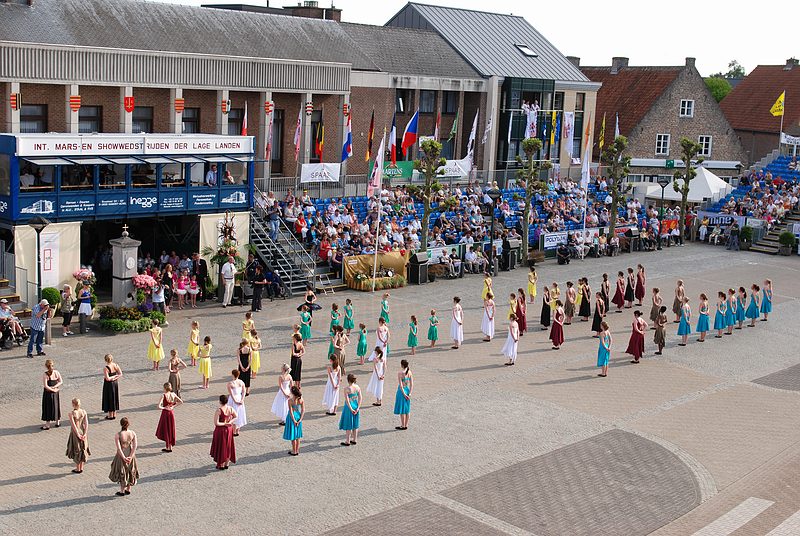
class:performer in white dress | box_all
[226,371,247,434]
[322,356,341,415]
[502,314,520,366]
[482,292,496,342]
[450,296,464,349]
[270,364,292,425]
[366,348,385,406]
[368,318,390,362]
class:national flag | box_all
[562,111,575,158]
[367,133,386,198]
[549,110,557,146]
[614,112,620,139]
[771,91,785,117]
[525,108,538,139]
[241,101,248,136]
[465,110,479,168]
[507,110,514,144]
[580,142,591,189]
[341,111,353,162]
[365,109,375,162]
[448,109,459,141]
[389,112,397,167]
[434,111,441,141]
[315,121,324,162]
[482,108,493,144]
[554,111,562,143]
[265,107,274,162]
[401,109,420,156]
[293,107,302,162]
[598,113,606,152]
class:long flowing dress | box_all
[761,288,772,314]
[515,298,527,334]
[282,402,303,441]
[393,375,411,415]
[450,306,464,344]
[745,293,760,320]
[322,367,341,411]
[42,377,61,423]
[649,297,661,323]
[527,274,537,300]
[407,323,418,348]
[713,302,727,331]
[270,378,291,421]
[678,305,692,336]
[249,338,261,376]
[601,281,610,312]
[549,310,565,347]
[155,394,177,449]
[564,292,576,318]
[238,350,251,389]
[187,328,200,361]
[368,327,389,362]
[102,365,120,413]
[597,332,611,367]
[540,292,551,328]
[356,328,368,358]
[168,361,182,397]
[379,300,390,324]
[654,313,667,348]
[427,316,439,342]
[591,299,604,332]
[367,360,385,400]
[198,344,213,380]
[635,272,646,303]
[290,342,303,383]
[65,411,90,464]
[147,327,165,362]
[612,281,625,308]
[482,302,496,339]
[299,312,312,341]
[501,322,519,363]
[227,382,247,430]
[343,305,355,331]
[338,391,360,431]
[672,291,684,318]
[579,286,592,318]
[696,304,710,333]
[625,319,645,360]
[109,433,139,486]
[624,275,635,302]
[210,408,236,466]
[329,310,341,336]
[482,278,492,300]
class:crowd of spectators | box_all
[715,171,799,227]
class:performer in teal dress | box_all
[299,309,312,341]
[713,293,727,336]
[745,285,760,325]
[356,324,368,363]
[407,316,418,354]
[338,390,360,431]
[427,311,439,347]
[736,288,747,327]
[725,291,736,332]
[283,386,304,456]
[596,326,611,377]
[329,304,342,336]
[695,298,710,334]
[677,299,692,346]
[379,293,390,324]
[393,360,412,430]
[760,281,772,319]
[343,300,355,333]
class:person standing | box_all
[427,310,439,348]
[250,264,266,312]
[761,279,773,321]
[502,313,520,366]
[482,293,496,342]
[746,284,761,327]
[329,303,342,336]
[579,279,592,322]
[592,292,606,337]
[187,321,200,367]
[210,395,237,469]
[564,282,577,325]
[379,293,391,325]
[26,299,50,359]
[192,253,209,302]
[356,323,368,364]
[198,336,213,390]
[283,386,304,456]
[516,289,527,335]
[597,322,612,377]
[102,354,122,420]
[290,333,304,388]
[271,364,292,425]
[407,316,419,355]
[450,297,464,350]
[725,289,737,336]
[601,273,610,314]
[343,299,355,335]
[726,222,740,251]
[649,288,663,329]
[155,383,182,453]
[635,264,647,306]
[611,272,625,313]
[527,266,537,304]
[237,339,252,396]
[696,294,710,342]
[221,256,237,308]
[299,305,312,342]
[672,280,686,323]
[339,373,362,446]
[322,355,341,416]
[736,287,747,330]
[654,306,668,355]
[167,349,186,398]
[226,370,247,436]
[110,417,139,496]
[369,318,390,362]
[66,398,90,474]
[205,164,218,186]
[60,285,75,337]
[147,319,165,371]
[393,360,413,430]
[77,282,93,334]
[713,292,727,339]
[678,297,692,346]
[624,268,636,309]
[482,273,493,301]
[366,348,385,406]
[550,301,565,350]
[540,286,551,330]
[249,329,261,379]
[625,310,648,364]
[41,359,62,430]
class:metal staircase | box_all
[249,211,313,296]
[750,210,800,254]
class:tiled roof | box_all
[720,64,800,134]
[580,66,682,138]
[339,23,481,79]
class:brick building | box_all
[720,58,800,165]
[580,57,746,182]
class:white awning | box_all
[22,157,73,166]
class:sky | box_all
[156,0,798,76]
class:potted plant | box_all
[740,225,754,251]
[778,231,797,256]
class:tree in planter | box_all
[408,138,458,251]
[600,135,632,237]
[673,137,704,243]
[515,138,552,265]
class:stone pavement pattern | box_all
[0,244,799,535]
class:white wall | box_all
[14,221,82,303]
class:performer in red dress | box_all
[210,395,238,470]
[625,310,648,363]
[155,382,182,452]
[549,301,565,349]
[515,288,527,336]
[634,264,647,306]
[612,271,626,312]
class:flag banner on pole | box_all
[507,110,514,144]
[300,162,341,183]
[241,101,248,136]
[434,111,441,141]
[448,110,459,141]
[554,111,562,143]
[562,111,575,158]
[771,91,785,117]
[580,143,591,189]
[614,112,620,139]
[482,108,493,144]
[598,113,606,152]
[341,112,353,162]
[401,109,420,156]
[314,121,325,162]
[466,111,479,169]
[780,132,800,145]
[365,109,375,162]
[436,158,471,178]
[549,110,556,146]
[367,134,386,198]
[265,109,274,162]
[389,113,397,167]
[293,107,303,162]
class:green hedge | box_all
[99,317,153,334]
[41,287,61,307]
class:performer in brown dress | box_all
[65,398,90,474]
[649,288,663,329]
[102,354,122,420]
[41,359,62,430]
[110,417,139,496]
[672,280,685,323]
[654,306,668,355]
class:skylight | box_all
[515,44,538,58]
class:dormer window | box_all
[515,44,537,58]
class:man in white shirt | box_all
[221,255,237,307]
[205,164,218,187]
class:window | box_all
[78,106,102,133]
[0,154,10,195]
[655,133,670,155]
[698,135,712,157]
[420,90,435,114]
[132,106,153,133]
[575,93,585,112]
[269,110,284,174]
[227,108,243,136]
[20,105,47,133]
[395,89,412,113]
[442,91,458,115]
[308,110,322,163]
[679,99,694,118]
[554,92,564,111]
[182,107,200,134]
[515,44,537,58]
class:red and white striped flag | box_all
[293,107,302,162]
[241,101,248,136]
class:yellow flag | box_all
[549,110,556,145]
[771,91,785,117]
[598,113,606,151]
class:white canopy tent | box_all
[645,166,733,203]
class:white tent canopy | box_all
[645,166,732,203]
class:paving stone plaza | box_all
[1,244,798,535]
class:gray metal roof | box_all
[0,0,378,70]
[339,23,481,79]
[386,3,590,82]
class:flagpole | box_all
[779,90,785,150]
[371,129,387,293]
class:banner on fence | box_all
[780,132,800,146]
[697,210,747,227]
[300,163,341,183]
[542,231,568,250]
[437,158,471,178]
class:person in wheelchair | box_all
[0,299,27,345]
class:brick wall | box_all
[79,85,120,133]
[272,92,302,176]
[182,89,217,133]
[131,87,171,133]
[0,83,7,133]
[627,67,747,164]
[20,83,65,132]
[348,86,394,175]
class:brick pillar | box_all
[216,89,229,135]
[258,90,272,185]
[169,88,183,134]
[483,76,501,177]
[455,91,465,158]
[120,86,133,134]
[301,93,313,165]
[6,82,21,133]
[65,84,79,134]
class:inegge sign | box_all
[130,196,158,209]
[17,135,252,156]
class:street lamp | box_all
[656,175,671,251]
[28,215,51,302]
[486,187,502,275]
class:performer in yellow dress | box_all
[575,280,584,311]
[249,329,261,377]
[147,320,165,371]
[550,283,560,312]
[527,267,537,303]
[508,292,517,319]
[482,274,493,300]
[187,320,200,366]
[241,312,255,340]
[198,336,213,389]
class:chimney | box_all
[685,57,696,69]
[610,57,628,74]
[785,58,799,71]
[566,56,580,68]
